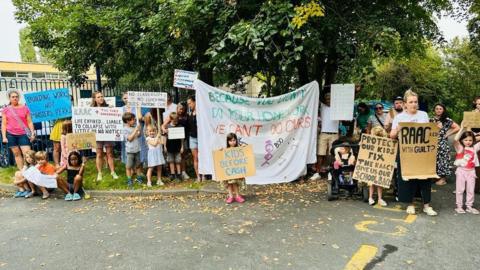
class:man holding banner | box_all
[390,89,438,216]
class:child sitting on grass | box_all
[13,150,35,198]
[56,151,86,201]
[32,151,71,199]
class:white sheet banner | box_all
[195,80,319,185]
[72,107,124,141]
[330,84,354,120]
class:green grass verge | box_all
[0,159,203,191]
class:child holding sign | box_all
[145,125,165,186]
[453,123,480,214]
[368,126,389,206]
[223,133,246,204]
[165,112,184,181]
[122,112,143,187]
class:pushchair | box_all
[326,140,369,201]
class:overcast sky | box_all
[0,0,470,62]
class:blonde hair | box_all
[170,112,178,121]
[24,150,36,164]
[403,89,418,101]
[371,126,388,138]
[34,151,48,161]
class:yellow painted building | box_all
[0,61,98,80]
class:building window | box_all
[32,72,45,78]
[16,72,29,78]
[0,71,16,77]
[45,73,59,79]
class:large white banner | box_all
[72,107,123,141]
[195,80,319,185]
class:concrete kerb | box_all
[0,182,227,199]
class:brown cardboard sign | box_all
[353,134,398,188]
[463,112,480,128]
[213,145,256,181]
[66,132,96,151]
[398,123,439,180]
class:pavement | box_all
[0,179,479,270]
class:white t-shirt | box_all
[162,102,178,121]
[320,103,339,133]
[391,110,429,130]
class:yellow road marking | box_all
[403,214,417,224]
[354,220,407,237]
[344,245,378,270]
[373,204,404,212]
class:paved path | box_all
[0,181,479,270]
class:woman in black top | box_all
[187,96,200,181]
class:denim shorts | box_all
[6,132,30,148]
[189,136,198,149]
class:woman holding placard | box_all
[431,104,459,186]
[390,89,437,216]
[91,91,119,181]
[1,90,35,170]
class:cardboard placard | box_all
[330,84,355,120]
[168,127,185,139]
[213,145,256,181]
[24,88,72,123]
[77,97,116,107]
[353,134,398,188]
[66,132,96,150]
[72,107,123,141]
[127,91,167,108]
[463,112,480,128]
[173,69,198,90]
[398,122,439,180]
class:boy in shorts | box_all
[122,112,142,187]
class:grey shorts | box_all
[167,152,181,163]
[126,152,141,169]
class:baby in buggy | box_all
[327,140,368,201]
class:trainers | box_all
[423,206,438,216]
[20,190,30,197]
[72,193,81,201]
[309,173,321,181]
[25,191,34,198]
[14,191,24,198]
[147,181,152,187]
[466,207,480,214]
[368,198,375,206]
[127,179,133,187]
[235,195,245,203]
[65,193,73,201]
[226,196,234,204]
[378,199,388,207]
[455,207,466,214]
[111,172,119,180]
[157,180,165,186]
[135,177,142,184]
[181,171,190,180]
[406,205,416,215]
[42,192,50,200]
[96,172,103,181]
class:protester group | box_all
[1,83,480,215]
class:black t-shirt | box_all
[187,113,197,138]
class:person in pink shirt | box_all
[1,90,35,170]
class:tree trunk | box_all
[324,51,338,86]
[296,52,309,85]
[313,53,326,89]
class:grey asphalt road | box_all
[0,181,479,270]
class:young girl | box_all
[453,123,480,214]
[145,125,165,186]
[333,142,355,185]
[57,151,86,201]
[13,150,35,198]
[60,120,72,166]
[368,126,389,206]
[223,133,246,204]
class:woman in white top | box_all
[390,89,437,216]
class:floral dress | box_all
[433,117,453,177]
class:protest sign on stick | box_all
[353,134,398,188]
[66,132,96,150]
[463,112,480,128]
[127,91,167,108]
[398,122,439,180]
[24,88,72,123]
[173,69,198,90]
[72,107,123,141]
[330,84,354,120]
[213,145,256,181]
